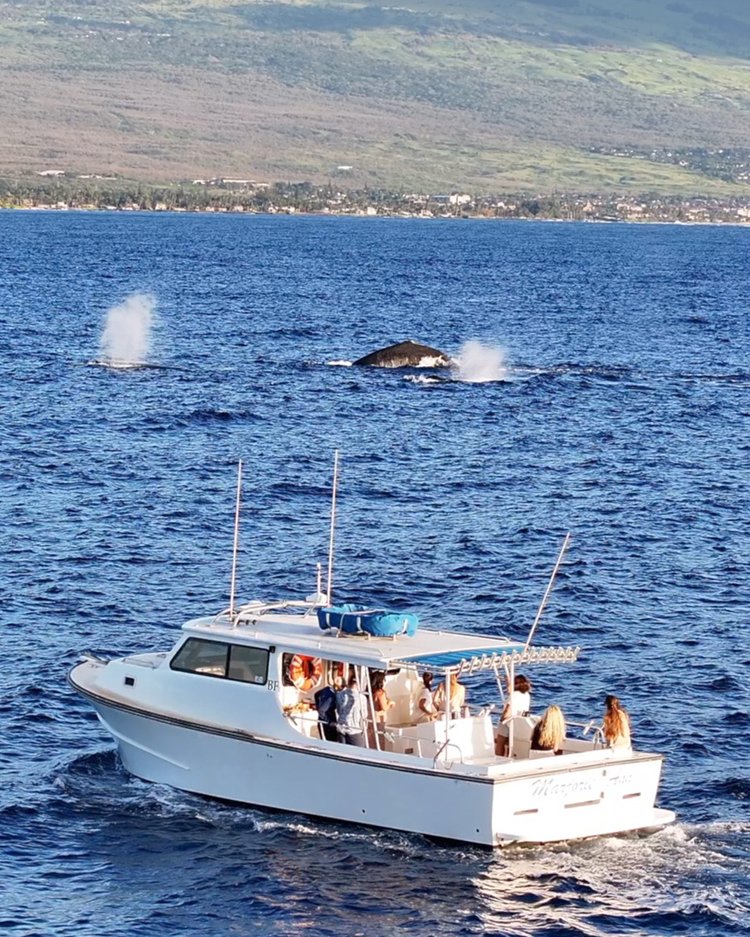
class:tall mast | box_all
[229,459,243,624]
[326,449,340,605]
[524,531,571,653]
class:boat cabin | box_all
[171,598,585,767]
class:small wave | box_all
[715,777,750,801]
[326,359,353,367]
[725,710,750,727]
[159,407,261,428]
[86,358,161,371]
[674,370,750,384]
[86,359,186,373]
[552,362,634,379]
[405,374,442,385]
[269,481,332,497]
[185,407,237,424]
[64,750,120,778]
[677,314,711,325]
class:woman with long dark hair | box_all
[603,694,631,749]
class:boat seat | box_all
[528,748,556,759]
[506,715,538,759]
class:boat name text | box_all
[531,777,595,799]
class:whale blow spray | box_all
[452,341,509,383]
[100,293,156,367]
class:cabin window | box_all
[171,638,229,677]
[227,645,269,685]
[170,638,269,685]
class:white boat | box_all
[69,464,675,847]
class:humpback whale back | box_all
[353,340,451,369]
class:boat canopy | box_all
[186,603,580,676]
[392,644,580,676]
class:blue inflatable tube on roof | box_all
[317,605,419,637]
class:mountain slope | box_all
[3,0,750,193]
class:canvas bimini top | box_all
[391,643,580,676]
[184,598,580,675]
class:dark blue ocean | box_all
[1,212,748,936]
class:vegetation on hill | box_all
[2,0,750,194]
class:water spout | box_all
[99,293,156,368]
[452,341,509,383]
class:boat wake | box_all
[49,747,750,937]
[470,824,748,935]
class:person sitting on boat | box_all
[434,672,467,719]
[336,673,369,747]
[603,694,632,749]
[416,671,438,723]
[315,677,342,742]
[495,674,532,755]
[372,673,394,726]
[530,704,566,755]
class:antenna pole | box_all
[524,532,571,653]
[229,459,243,625]
[326,449,340,605]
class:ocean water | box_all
[1,211,748,937]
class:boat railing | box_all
[432,739,465,770]
[213,597,321,625]
[122,653,167,669]
[569,718,606,748]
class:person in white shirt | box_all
[495,674,532,755]
[503,674,531,720]
[416,671,438,723]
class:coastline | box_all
[3,204,750,226]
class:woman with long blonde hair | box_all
[530,704,566,754]
[603,695,631,749]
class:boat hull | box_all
[76,680,674,847]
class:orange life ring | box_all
[288,655,323,692]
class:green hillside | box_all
[3,0,750,194]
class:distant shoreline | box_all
[3,205,750,227]
[4,172,750,226]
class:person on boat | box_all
[416,671,438,723]
[370,672,394,746]
[495,674,532,755]
[434,672,467,718]
[336,672,369,746]
[372,673,394,725]
[603,694,632,749]
[314,677,342,742]
[530,704,566,754]
[502,674,531,720]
